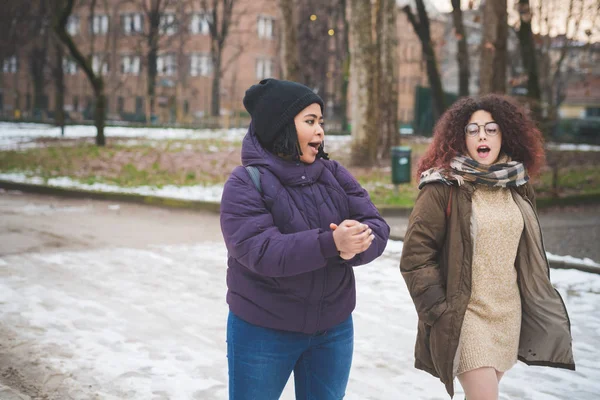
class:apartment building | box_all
[0,1,445,127]
[0,0,279,124]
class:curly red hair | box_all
[416,94,546,179]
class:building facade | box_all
[0,0,279,124]
[0,0,445,128]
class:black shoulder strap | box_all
[245,166,262,194]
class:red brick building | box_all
[0,1,444,127]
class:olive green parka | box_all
[399,181,575,397]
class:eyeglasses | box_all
[464,122,500,137]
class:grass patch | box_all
[535,167,600,196]
[1,138,599,208]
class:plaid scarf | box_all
[419,155,529,189]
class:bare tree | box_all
[139,0,179,121]
[451,0,470,97]
[337,0,350,131]
[378,0,398,154]
[403,0,446,121]
[278,0,300,81]
[200,0,238,117]
[53,38,66,135]
[531,0,591,123]
[0,1,33,69]
[54,0,107,145]
[349,0,379,165]
[479,0,508,94]
[25,1,52,118]
[514,0,542,124]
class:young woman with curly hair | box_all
[399,94,575,400]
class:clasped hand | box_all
[330,220,375,260]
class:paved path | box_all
[0,191,599,399]
[0,191,223,256]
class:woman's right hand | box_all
[330,220,374,255]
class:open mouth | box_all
[308,142,321,153]
[477,145,491,158]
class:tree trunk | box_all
[29,46,47,118]
[516,0,542,123]
[480,0,507,94]
[278,0,300,81]
[54,40,66,135]
[147,8,160,122]
[211,43,222,116]
[403,1,446,121]
[349,0,378,166]
[378,0,398,155]
[204,0,237,118]
[451,0,470,97]
[54,0,106,145]
[94,90,106,146]
[339,0,350,132]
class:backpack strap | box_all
[446,186,453,218]
[245,166,262,194]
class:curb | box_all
[1,179,599,275]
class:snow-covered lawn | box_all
[0,122,247,150]
[0,240,598,399]
[0,172,225,203]
[0,122,353,151]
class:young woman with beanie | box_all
[399,94,575,400]
[220,78,390,399]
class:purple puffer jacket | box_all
[220,125,390,334]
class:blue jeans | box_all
[227,312,354,400]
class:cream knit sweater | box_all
[457,185,524,374]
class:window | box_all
[117,96,125,113]
[90,15,109,35]
[257,16,274,39]
[160,13,177,35]
[121,13,143,35]
[92,55,110,75]
[73,96,79,112]
[157,54,176,76]
[63,58,77,75]
[67,15,80,36]
[190,13,211,35]
[190,53,212,77]
[26,94,31,111]
[587,107,600,117]
[135,96,144,114]
[255,58,273,80]
[184,100,189,114]
[121,55,140,75]
[2,56,18,73]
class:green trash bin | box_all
[391,146,411,184]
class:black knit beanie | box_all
[243,78,324,147]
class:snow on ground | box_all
[0,122,248,150]
[0,122,352,151]
[2,172,599,271]
[546,142,600,152]
[547,252,600,269]
[0,122,597,152]
[0,240,599,399]
[0,172,225,203]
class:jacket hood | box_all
[241,123,325,187]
